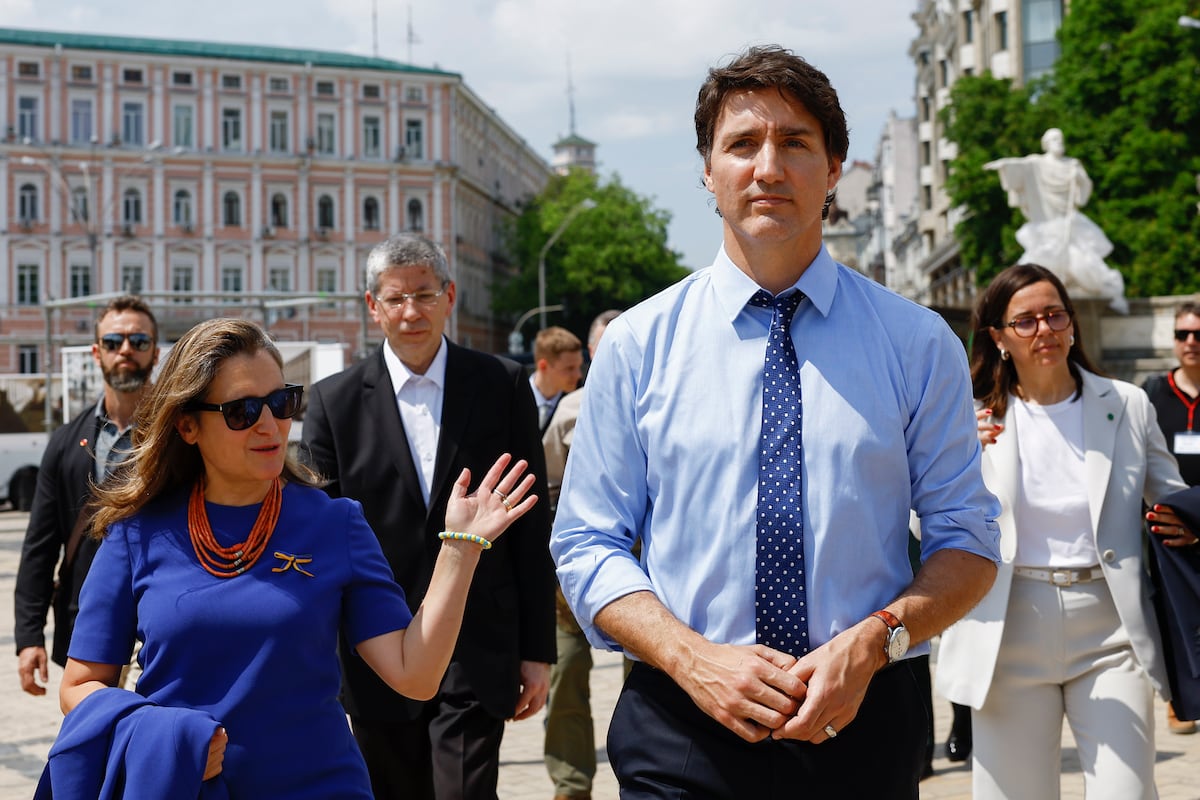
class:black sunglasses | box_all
[1175,329,1200,342]
[189,385,304,431]
[99,332,155,352]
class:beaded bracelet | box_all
[438,531,493,550]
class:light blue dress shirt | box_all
[550,245,1001,656]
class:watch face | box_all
[887,627,910,662]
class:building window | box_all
[407,198,423,232]
[122,188,142,225]
[316,113,336,155]
[221,74,242,90]
[995,11,1009,50]
[316,267,336,293]
[963,9,974,44]
[315,80,335,97]
[363,116,381,158]
[921,96,931,122]
[17,97,38,141]
[222,108,242,151]
[922,185,933,211]
[269,76,290,93]
[317,195,335,230]
[121,265,144,294]
[17,345,39,375]
[221,266,243,298]
[17,264,39,305]
[18,183,38,223]
[269,110,289,153]
[938,59,950,88]
[405,119,424,160]
[70,264,92,298]
[173,105,194,149]
[223,191,241,226]
[122,67,144,85]
[1023,0,1064,78]
[363,83,381,100]
[268,267,291,292]
[122,102,144,145]
[406,86,423,102]
[174,190,193,227]
[72,187,89,222]
[363,196,381,230]
[70,64,93,82]
[172,266,194,301]
[172,71,193,87]
[271,193,289,228]
[921,141,931,166]
[17,61,40,78]
[70,98,93,144]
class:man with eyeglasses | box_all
[1140,300,1200,734]
[302,232,554,800]
[14,295,159,697]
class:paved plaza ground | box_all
[1,509,1196,798]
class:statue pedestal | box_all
[1072,297,1107,364]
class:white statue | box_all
[985,128,1128,313]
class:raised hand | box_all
[444,453,537,544]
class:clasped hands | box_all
[678,627,878,746]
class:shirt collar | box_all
[383,336,448,394]
[710,244,838,323]
[528,374,561,407]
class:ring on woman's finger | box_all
[823,724,838,739]
[492,488,513,511]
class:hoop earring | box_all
[999,348,1010,361]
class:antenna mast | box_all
[567,52,576,135]
[372,0,379,57]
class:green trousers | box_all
[544,614,595,797]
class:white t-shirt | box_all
[1011,393,1100,568]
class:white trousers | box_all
[972,574,1157,800]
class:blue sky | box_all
[2,0,919,270]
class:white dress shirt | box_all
[382,337,448,505]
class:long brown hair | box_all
[90,318,320,536]
[970,263,1105,419]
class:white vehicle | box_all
[0,376,50,510]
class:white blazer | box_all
[936,370,1185,709]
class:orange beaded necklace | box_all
[188,477,282,578]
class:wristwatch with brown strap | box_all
[870,609,910,664]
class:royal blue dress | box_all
[69,483,413,798]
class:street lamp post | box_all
[537,198,596,331]
[1181,15,1200,29]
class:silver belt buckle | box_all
[1050,569,1074,586]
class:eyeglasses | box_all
[188,385,304,431]
[998,310,1072,338]
[1175,329,1200,342]
[375,283,449,312]
[98,332,155,352]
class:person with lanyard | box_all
[15,295,160,697]
[1140,300,1200,734]
[50,317,536,797]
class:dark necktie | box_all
[749,289,809,657]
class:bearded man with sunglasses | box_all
[14,295,159,696]
[302,232,554,800]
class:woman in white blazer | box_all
[935,264,1197,799]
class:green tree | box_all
[494,170,689,344]
[942,0,1200,295]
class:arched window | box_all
[222,191,241,227]
[363,196,380,231]
[317,194,335,230]
[174,189,193,226]
[122,188,142,224]
[271,193,288,228]
[18,183,38,222]
[407,198,423,232]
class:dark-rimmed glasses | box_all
[375,282,449,312]
[99,332,155,352]
[188,385,304,431]
[1175,329,1200,343]
[998,310,1072,338]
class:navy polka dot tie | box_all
[749,289,809,658]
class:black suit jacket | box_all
[301,342,556,721]
[1149,486,1200,720]
[14,408,103,667]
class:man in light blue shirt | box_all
[550,45,1001,798]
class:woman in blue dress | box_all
[56,318,536,797]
